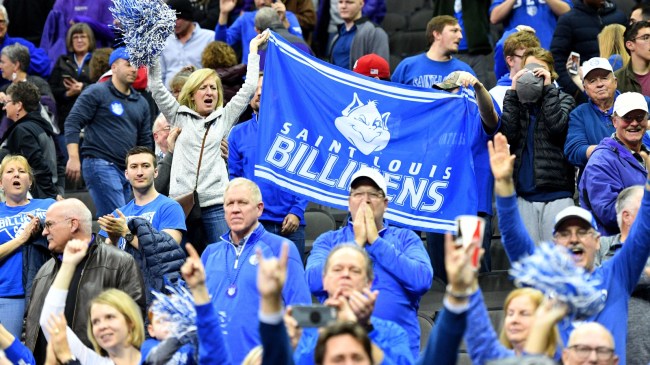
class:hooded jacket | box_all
[500,85,576,196]
[0,111,58,199]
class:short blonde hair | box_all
[0,155,33,185]
[177,68,224,111]
[499,288,561,358]
[225,177,263,204]
[87,289,145,356]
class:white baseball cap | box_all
[613,92,648,116]
[581,57,614,81]
[350,167,388,196]
[553,206,597,234]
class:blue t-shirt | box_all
[99,194,186,249]
[0,199,55,297]
[391,54,476,88]
[489,0,572,49]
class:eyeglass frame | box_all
[567,344,615,361]
[43,217,74,231]
[553,228,598,243]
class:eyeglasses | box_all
[554,229,595,242]
[615,112,648,123]
[568,345,615,361]
[511,53,524,59]
[350,191,384,201]
[154,126,171,133]
[0,20,7,25]
[633,34,650,42]
[44,218,73,230]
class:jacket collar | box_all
[55,234,96,261]
[220,222,266,247]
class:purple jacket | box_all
[40,0,115,70]
[579,137,647,235]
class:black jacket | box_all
[501,85,576,193]
[0,111,59,198]
[24,240,145,353]
[551,1,626,101]
[49,53,92,130]
[126,217,186,306]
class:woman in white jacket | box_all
[148,31,269,244]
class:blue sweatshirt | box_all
[305,221,433,358]
[496,191,650,365]
[228,115,307,224]
[64,80,153,169]
[215,10,302,64]
[201,224,311,364]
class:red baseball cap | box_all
[353,54,390,79]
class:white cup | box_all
[455,215,486,269]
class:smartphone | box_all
[569,52,580,75]
[291,305,337,328]
[62,74,75,80]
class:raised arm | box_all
[490,133,536,261]
[418,233,481,365]
[182,244,232,365]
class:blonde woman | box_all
[598,24,629,71]
[149,31,269,245]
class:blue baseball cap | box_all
[109,47,130,66]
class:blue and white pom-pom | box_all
[110,0,176,67]
[509,242,606,319]
[150,282,198,345]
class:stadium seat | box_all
[478,271,515,310]
[417,312,434,353]
[381,13,407,35]
[407,8,433,31]
[304,209,337,252]
[418,276,446,317]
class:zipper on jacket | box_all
[70,259,89,329]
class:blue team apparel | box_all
[257,32,485,233]
[201,224,310,364]
[489,0,572,49]
[0,199,54,297]
[99,194,186,249]
[391,54,476,88]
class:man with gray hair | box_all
[23,198,145,364]
[598,185,650,365]
[200,177,310,364]
[255,6,312,65]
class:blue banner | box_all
[256,32,482,233]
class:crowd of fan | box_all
[0,0,650,364]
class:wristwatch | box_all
[124,232,135,243]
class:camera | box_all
[291,305,337,328]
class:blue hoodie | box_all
[228,114,308,224]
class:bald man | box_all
[23,199,145,364]
[563,323,619,365]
